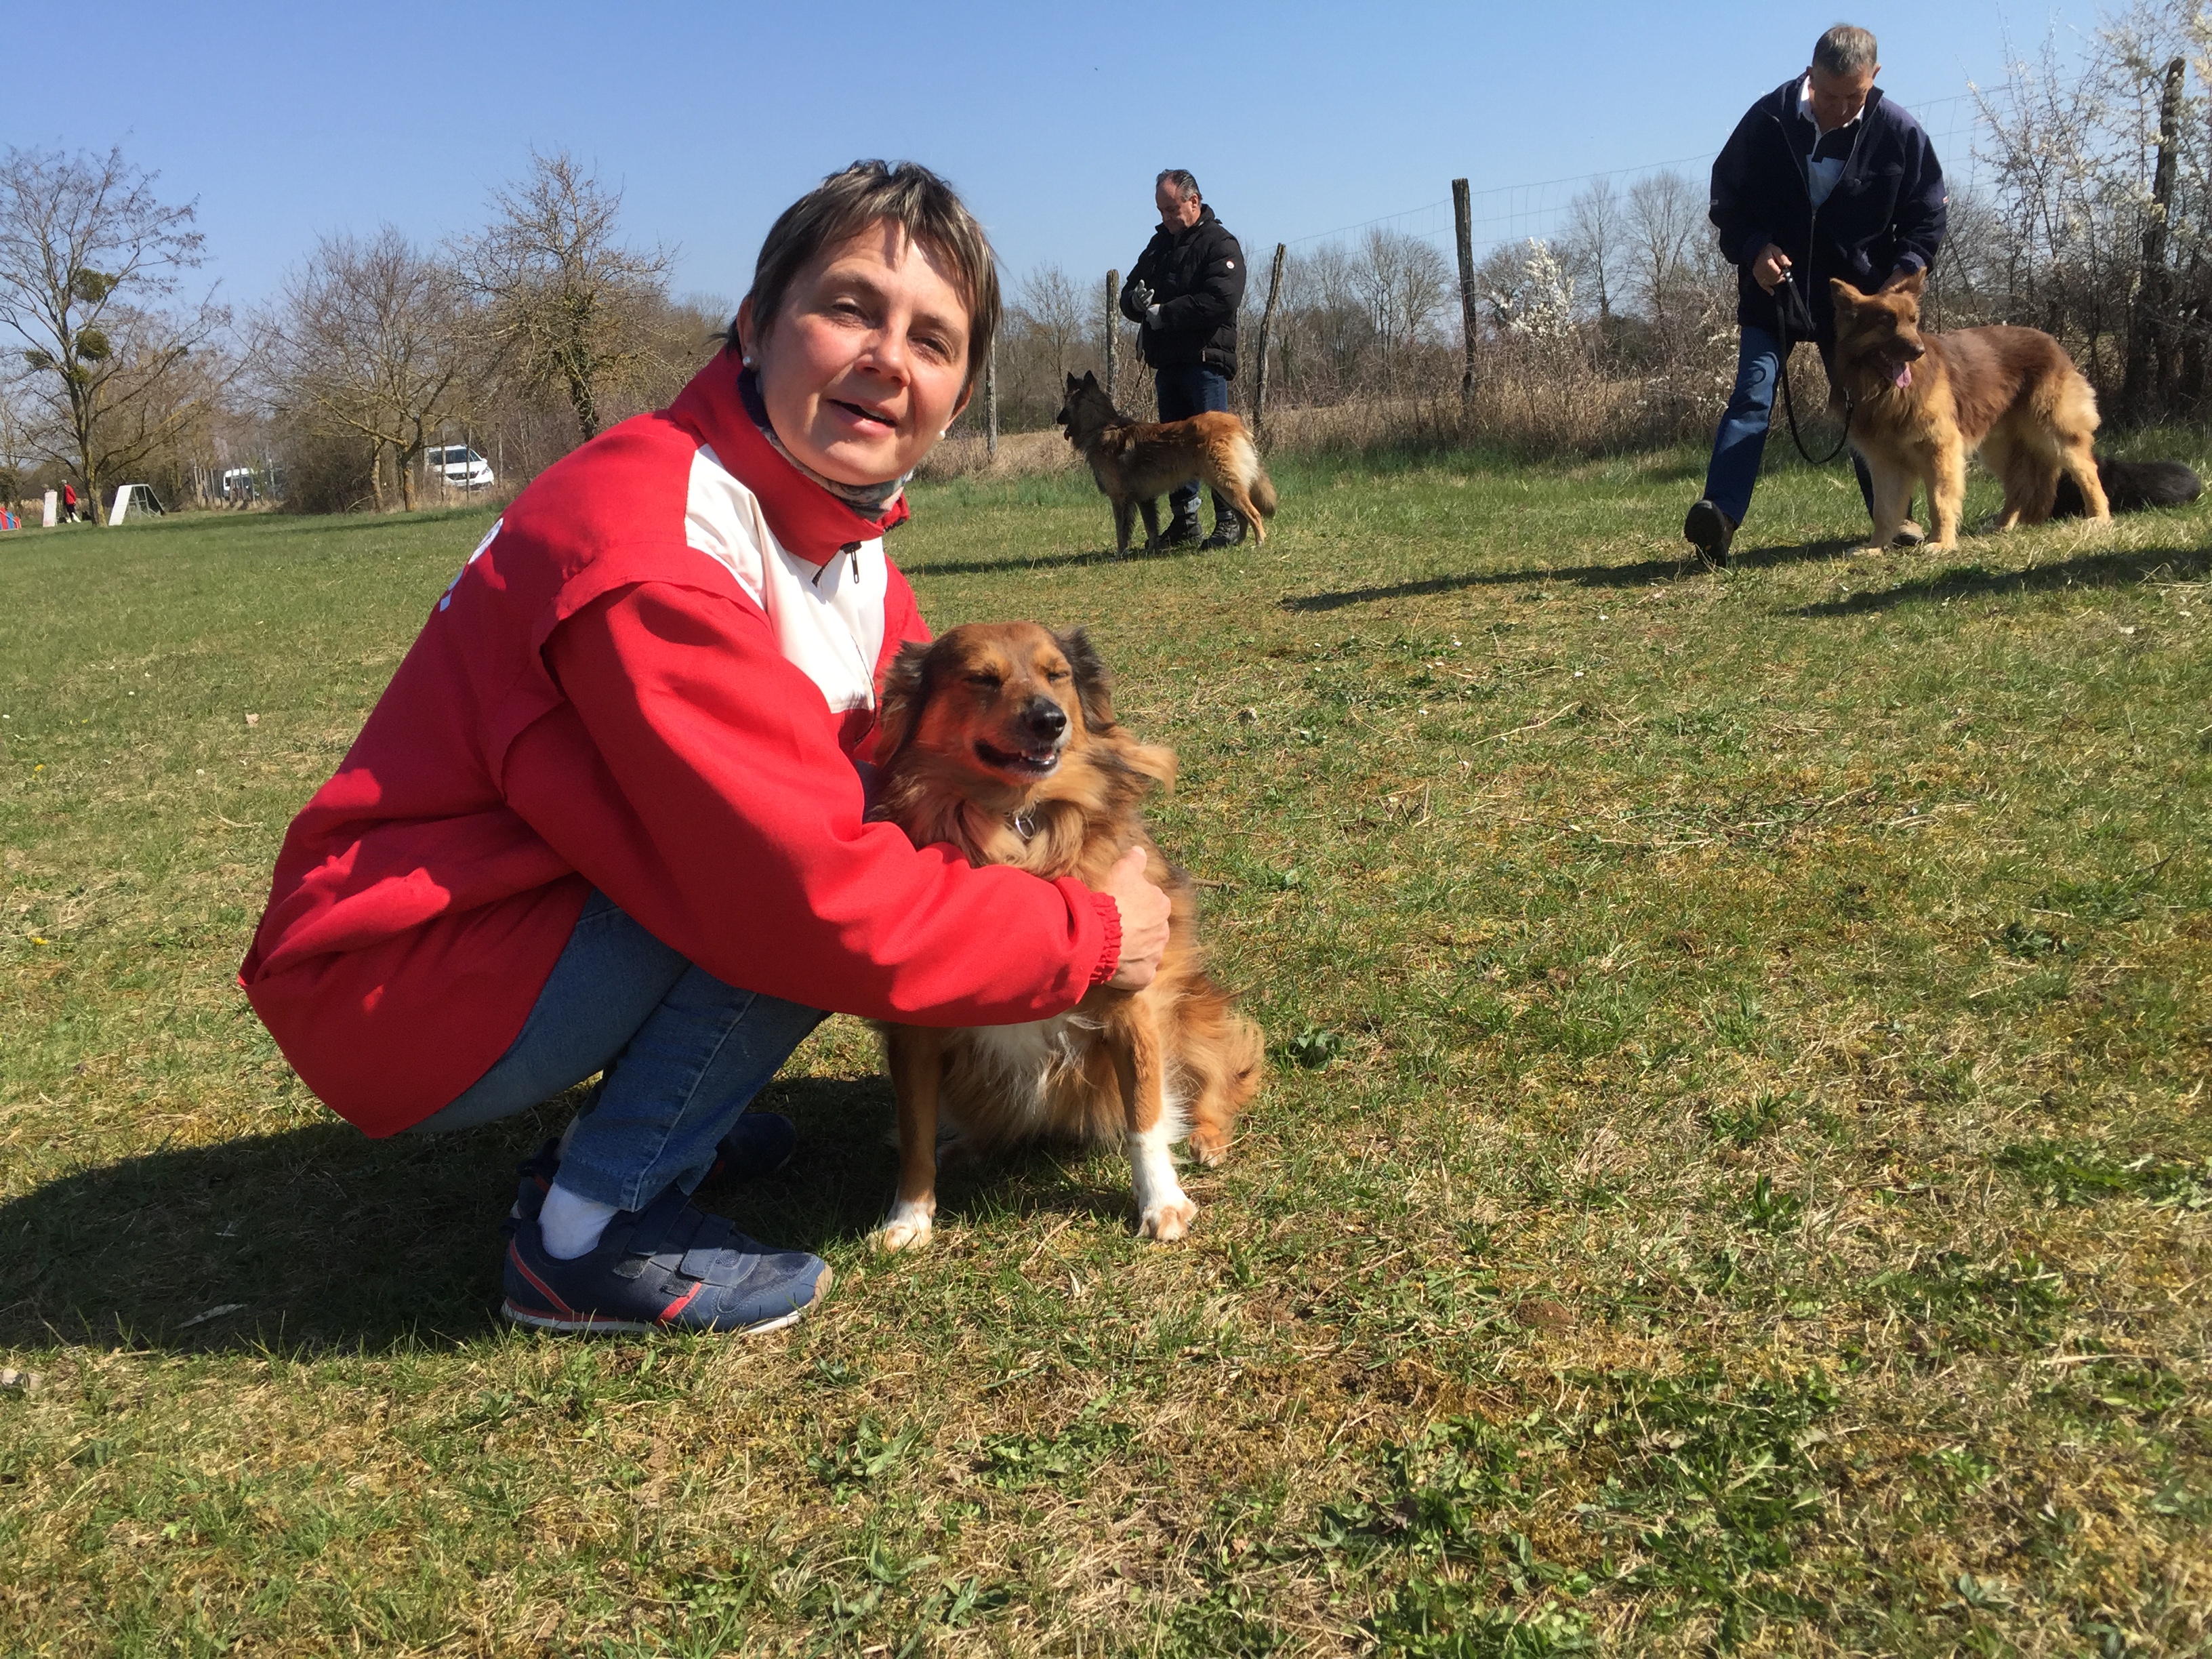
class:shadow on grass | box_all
[1279,535,1862,612]
[0,1071,1146,1357]
[0,1075,906,1357]
[1790,538,2212,615]
[901,539,1218,578]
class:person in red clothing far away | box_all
[239,161,1173,1336]
[61,482,80,523]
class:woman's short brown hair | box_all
[733,159,1000,395]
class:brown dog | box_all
[1830,270,2109,550]
[1054,370,1277,556]
[867,622,1263,1248]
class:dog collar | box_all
[1009,806,1038,841]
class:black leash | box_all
[1771,270,1855,466]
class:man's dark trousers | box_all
[1155,362,1229,527]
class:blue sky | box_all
[12,1,2085,316]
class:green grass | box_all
[2,446,2209,1656]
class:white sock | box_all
[538,1179,620,1260]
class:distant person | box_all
[1684,24,1947,567]
[60,482,79,523]
[1120,170,1249,548]
[240,162,1172,1338]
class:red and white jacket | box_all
[241,354,1121,1137]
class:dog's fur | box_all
[867,622,1263,1249]
[1830,270,2116,549]
[1054,370,1277,556]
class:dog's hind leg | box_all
[1137,497,1162,554]
[2057,434,2110,523]
[1111,1002,1196,1241]
[1983,427,2028,529]
[880,1026,944,1250]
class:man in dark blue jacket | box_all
[1684,24,1946,567]
[1121,170,1248,548]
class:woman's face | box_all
[739,221,974,487]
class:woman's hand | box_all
[1099,846,1172,990]
[1754,244,1793,293]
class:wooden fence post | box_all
[1104,269,1120,405]
[1254,242,1286,443]
[984,339,998,459]
[1453,178,1479,422]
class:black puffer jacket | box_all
[1120,206,1246,377]
[1711,79,1947,342]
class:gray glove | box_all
[1128,281,1154,311]
[1145,304,1163,329]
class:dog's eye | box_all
[1044,668,1070,683]
[966,672,1002,691]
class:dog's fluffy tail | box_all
[1230,430,1278,519]
[2055,455,2203,518]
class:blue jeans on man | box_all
[1702,324,1879,531]
[1154,361,1231,528]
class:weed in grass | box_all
[1864,1252,2068,1353]
[1997,1140,2212,1209]
[808,1414,920,1496]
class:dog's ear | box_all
[1065,371,1081,391]
[1081,369,1099,390]
[873,638,937,762]
[1057,626,1115,731]
[1828,278,1867,310]
[1880,267,1927,298]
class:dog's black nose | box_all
[1023,698,1067,739]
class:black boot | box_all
[1160,497,1203,548]
[1201,492,1246,549]
[1683,499,1736,569]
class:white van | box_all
[428,445,495,490]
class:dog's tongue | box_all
[1892,362,1913,390]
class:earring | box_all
[939,428,948,436]
[741,354,755,367]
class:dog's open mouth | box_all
[975,739,1063,777]
[1891,361,1914,390]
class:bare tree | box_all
[1353,227,1450,391]
[457,150,673,442]
[1624,169,1708,350]
[1015,264,1086,385]
[1561,178,1626,322]
[263,228,475,512]
[0,145,228,521]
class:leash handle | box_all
[1773,272,1853,467]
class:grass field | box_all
[3,445,2210,1657]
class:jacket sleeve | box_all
[1120,239,1162,323]
[1709,105,1776,268]
[1888,120,1948,276]
[510,581,1122,1027]
[1154,228,1246,334]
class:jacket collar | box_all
[668,352,911,562]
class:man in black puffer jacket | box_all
[1684,24,1946,567]
[1121,170,1248,548]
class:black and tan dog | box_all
[867,622,1263,1248]
[1054,370,1277,556]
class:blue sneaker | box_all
[503,1184,830,1335]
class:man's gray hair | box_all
[1155,169,1201,203]
[1813,24,1878,76]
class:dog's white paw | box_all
[876,1197,935,1252]
[1138,1195,1198,1242]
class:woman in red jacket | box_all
[241,162,1171,1335]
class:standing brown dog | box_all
[1830,269,2109,550]
[868,622,1263,1248]
[1054,371,1277,556]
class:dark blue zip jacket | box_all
[1710,78,1946,342]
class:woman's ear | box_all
[1057,626,1115,731]
[734,295,760,363]
[874,639,936,761]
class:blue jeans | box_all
[1154,362,1231,522]
[1703,325,1877,527]
[409,891,824,1211]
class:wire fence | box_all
[1270,85,2001,268]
